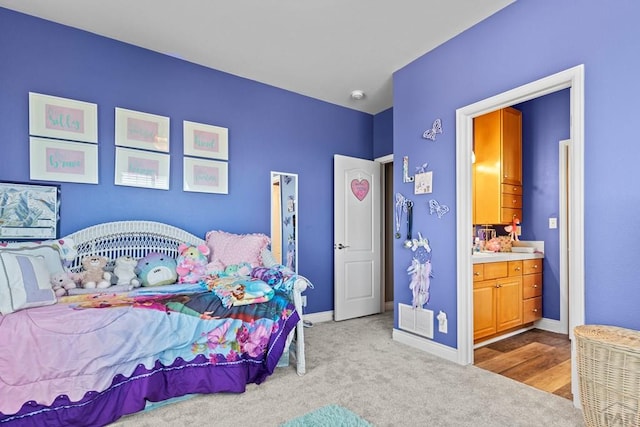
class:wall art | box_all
[350,178,370,201]
[403,156,414,183]
[414,171,433,194]
[422,118,443,141]
[29,137,98,184]
[114,147,170,190]
[183,120,229,160]
[183,157,228,194]
[428,199,450,218]
[29,92,98,143]
[115,107,170,152]
[0,181,60,240]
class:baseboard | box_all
[535,317,568,334]
[303,310,333,324]
[392,328,458,364]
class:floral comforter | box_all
[0,285,299,426]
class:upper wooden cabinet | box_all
[473,107,523,225]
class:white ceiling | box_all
[0,0,514,114]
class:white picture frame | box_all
[29,137,98,184]
[114,147,170,190]
[115,107,170,153]
[183,157,228,194]
[29,92,98,143]
[183,120,229,160]
[414,171,433,194]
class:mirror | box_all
[270,171,298,273]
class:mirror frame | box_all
[270,171,298,273]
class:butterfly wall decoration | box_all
[428,199,450,218]
[422,118,443,141]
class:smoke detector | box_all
[350,90,365,100]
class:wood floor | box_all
[474,328,573,400]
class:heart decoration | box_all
[351,179,370,201]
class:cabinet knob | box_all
[533,264,538,269]
[512,199,517,204]
[533,284,538,288]
[532,308,538,312]
[512,187,517,191]
[515,267,521,271]
[495,284,501,288]
[474,272,480,276]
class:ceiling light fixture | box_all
[350,90,365,100]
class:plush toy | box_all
[224,262,252,277]
[49,271,77,297]
[136,252,177,287]
[176,243,210,284]
[78,256,111,289]
[113,255,141,287]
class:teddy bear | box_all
[49,271,77,297]
[136,252,178,287]
[175,243,210,284]
[113,255,141,287]
[77,255,112,289]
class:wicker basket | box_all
[575,325,640,426]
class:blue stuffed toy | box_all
[136,252,178,287]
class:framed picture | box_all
[29,92,98,143]
[183,120,228,160]
[183,157,228,194]
[29,137,98,184]
[414,171,433,194]
[114,147,170,190]
[0,181,60,240]
[115,107,170,152]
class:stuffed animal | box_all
[176,243,210,283]
[49,271,77,297]
[113,255,141,287]
[136,252,177,287]
[77,256,112,289]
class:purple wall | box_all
[0,8,373,315]
[394,0,640,348]
[373,107,393,158]
[517,89,570,321]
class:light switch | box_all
[549,218,558,229]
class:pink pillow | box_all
[205,230,270,268]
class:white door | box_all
[334,154,381,321]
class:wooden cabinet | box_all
[473,107,522,225]
[473,261,523,342]
[473,257,543,343]
[522,259,543,323]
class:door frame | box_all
[376,154,393,312]
[455,65,585,406]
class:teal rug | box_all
[282,404,372,427]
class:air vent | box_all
[398,303,434,339]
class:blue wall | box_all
[373,107,393,158]
[0,8,374,315]
[518,89,570,321]
[394,0,640,349]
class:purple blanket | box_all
[0,290,299,426]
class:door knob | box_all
[335,243,350,250]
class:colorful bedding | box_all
[0,287,299,426]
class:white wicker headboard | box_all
[64,221,204,274]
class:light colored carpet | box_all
[112,312,585,427]
[282,404,371,427]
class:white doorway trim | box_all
[375,154,393,312]
[455,65,585,405]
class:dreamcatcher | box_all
[406,232,433,308]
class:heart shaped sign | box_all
[351,179,370,201]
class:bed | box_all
[0,221,308,426]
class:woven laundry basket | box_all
[575,325,640,427]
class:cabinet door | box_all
[501,107,522,186]
[473,282,497,341]
[496,277,523,332]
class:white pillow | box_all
[0,242,65,275]
[0,252,57,314]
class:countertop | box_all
[471,251,544,264]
